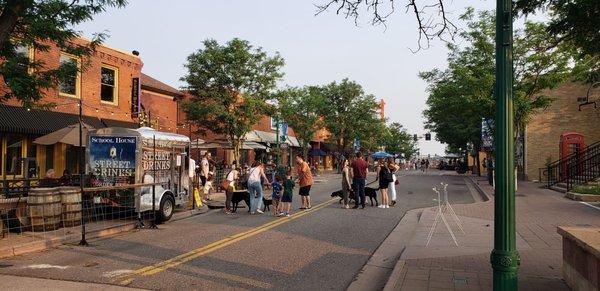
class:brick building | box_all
[0,38,184,179]
[139,73,182,133]
[0,39,144,178]
[524,81,599,181]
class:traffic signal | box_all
[425,133,431,141]
[413,134,418,141]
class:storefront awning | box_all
[191,140,266,150]
[0,105,138,135]
[248,130,300,147]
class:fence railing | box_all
[547,141,600,191]
[0,180,194,257]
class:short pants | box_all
[299,185,311,196]
[281,194,293,202]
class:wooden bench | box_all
[557,226,600,291]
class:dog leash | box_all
[365,180,377,186]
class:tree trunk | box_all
[232,138,241,166]
[302,142,309,161]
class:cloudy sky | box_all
[77,0,498,156]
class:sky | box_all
[76,0,497,156]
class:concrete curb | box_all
[382,259,406,291]
[376,176,493,291]
[347,209,422,291]
[565,192,600,202]
[467,176,492,201]
[0,206,212,259]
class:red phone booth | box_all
[559,133,585,179]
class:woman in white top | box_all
[224,161,239,214]
[247,160,270,214]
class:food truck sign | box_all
[89,135,137,185]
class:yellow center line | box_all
[117,198,337,285]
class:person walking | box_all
[387,158,400,207]
[341,159,352,209]
[223,161,239,214]
[295,155,314,209]
[350,152,368,209]
[247,160,270,214]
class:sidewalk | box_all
[383,176,600,291]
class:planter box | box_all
[557,226,600,291]
[566,192,600,202]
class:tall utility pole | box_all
[491,0,520,289]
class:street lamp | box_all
[491,0,520,289]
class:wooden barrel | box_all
[28,188,62,231]
[58,187,82,228]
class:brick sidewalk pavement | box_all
[386,176,600,291]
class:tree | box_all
[0,0,127,107]
[422,10,581,174]
[383,122,418,160]
[352,94,386,153]
[515,0,600,59]
[316,0,457,50]
[182,38,285,163]
[318,0,600,59]
[275,86,325,159]
[319,78,381,154]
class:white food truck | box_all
[86,127,192,222]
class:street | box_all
[0,171,476,290]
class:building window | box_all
[14,44,33,74]
[27,141,38,178]
[45,145,54,175]
[65,145,82,174]
[101,65,118,104]
[59,53,80,98]
[5,135,23,175]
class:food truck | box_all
[86,127,191,222]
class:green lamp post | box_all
[491,0,520,289]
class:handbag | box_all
[221,170,232,190]
[221,179,231,190]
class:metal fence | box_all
[547,141,600,191]
[0,178,196,257]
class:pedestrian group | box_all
[198,150,401,217]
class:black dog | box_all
[331,190,355,205]
[262,198,273,212]
[231,190,250,213]
[364,187,379,206]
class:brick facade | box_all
[2,39,143,121]
[140,89,179,133]
[525,81,600,181]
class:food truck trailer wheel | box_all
[158,194,175,223]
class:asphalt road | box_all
[0,170,476,290]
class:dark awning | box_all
[0,105,138,135]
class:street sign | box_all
[280,123,288,136]
[481,118,494,150]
